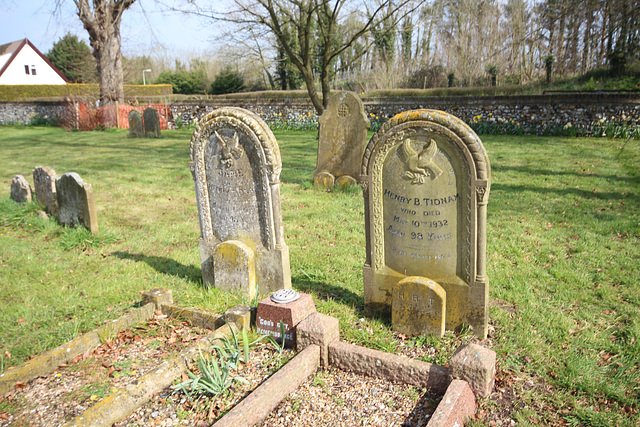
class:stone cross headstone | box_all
[393,276,446,337]
[361,109,491,338]
[128,110,143,137]
[189,107,291,295]
[10,175,32,203]
[315,91,370,188]
[143,107,161,138]
[33,166,59,216]
[56,172,99,233]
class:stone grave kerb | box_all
[189,107,291,294]
[360,109,491,338]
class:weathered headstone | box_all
[315,91,369,188]
[143,107,161,138]
[361,109,491,338]
[256,290,316,348]
[10,175,32,203]
[32,166,59,216]
[213,240,257,300]
[190,107,291,294]
[128,110,143,137]
[56,172,99,233]
[393,276,446,337]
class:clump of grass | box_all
[0,199,43,227]
[58,226,118,251]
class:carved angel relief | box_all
[215,130,243,168]
[399,138,443,184]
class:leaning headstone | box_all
[190,107,291,294]
[56,172,99,233]
[361,109,491,338]
[393,276,446,337]
[128,110,143,137]
[143,107,161,138]
[10,175,32,203]
[315,91,369,188]
[32,166,59,216]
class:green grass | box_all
[0,125,639,424]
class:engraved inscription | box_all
[205,129,264,243]
[383,136,458,279]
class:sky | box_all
[0,0,222,57]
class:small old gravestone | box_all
[33,166,59,216]
[56,172,99,233]
[393,276,446,337]
[143,108,161,138]
[10,175,32,203]
[128,110,143,137]
[315,91,369,188]
[361,109,491,338]
[190,107,291,297]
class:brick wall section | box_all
[3,94,639,134]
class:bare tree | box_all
[71,0,136,106]
[182,0,418,115]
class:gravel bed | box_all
[260,367,440,426]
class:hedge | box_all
[0,84,173,102]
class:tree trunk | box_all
[93,27,125,107]
[74,0,135,109]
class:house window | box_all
[31,66,36,75]
[24,65,30,75]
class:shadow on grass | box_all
[493,164,640,185]
[293,271,364,308]
[111,251,202,285]
[491,182,640,203]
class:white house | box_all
[0,39,68,85]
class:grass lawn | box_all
[0,125,639,425]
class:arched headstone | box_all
[315,91,369,188]
[143,108,161,138]
[361,109,491,338]
[190,107,291,295]
[128,110,143,137]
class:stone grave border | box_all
[1,288,494,427]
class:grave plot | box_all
[261,367,441,426]
[0,288,491,426]
[114,339,294,426]
[0,312,211,426]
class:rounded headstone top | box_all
[270,289,300,304]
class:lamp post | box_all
[143,69,152,85]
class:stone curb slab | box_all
[329,340,450,394]
[213,344,320,427]
[427,379,476,427]
[0,303,156,396]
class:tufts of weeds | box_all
[172,347,249,400]
[0,199,43,227]
[58,227,118,251]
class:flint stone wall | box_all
[3,94,640,134]
[170,93,640,134]
[0,102,68,125]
